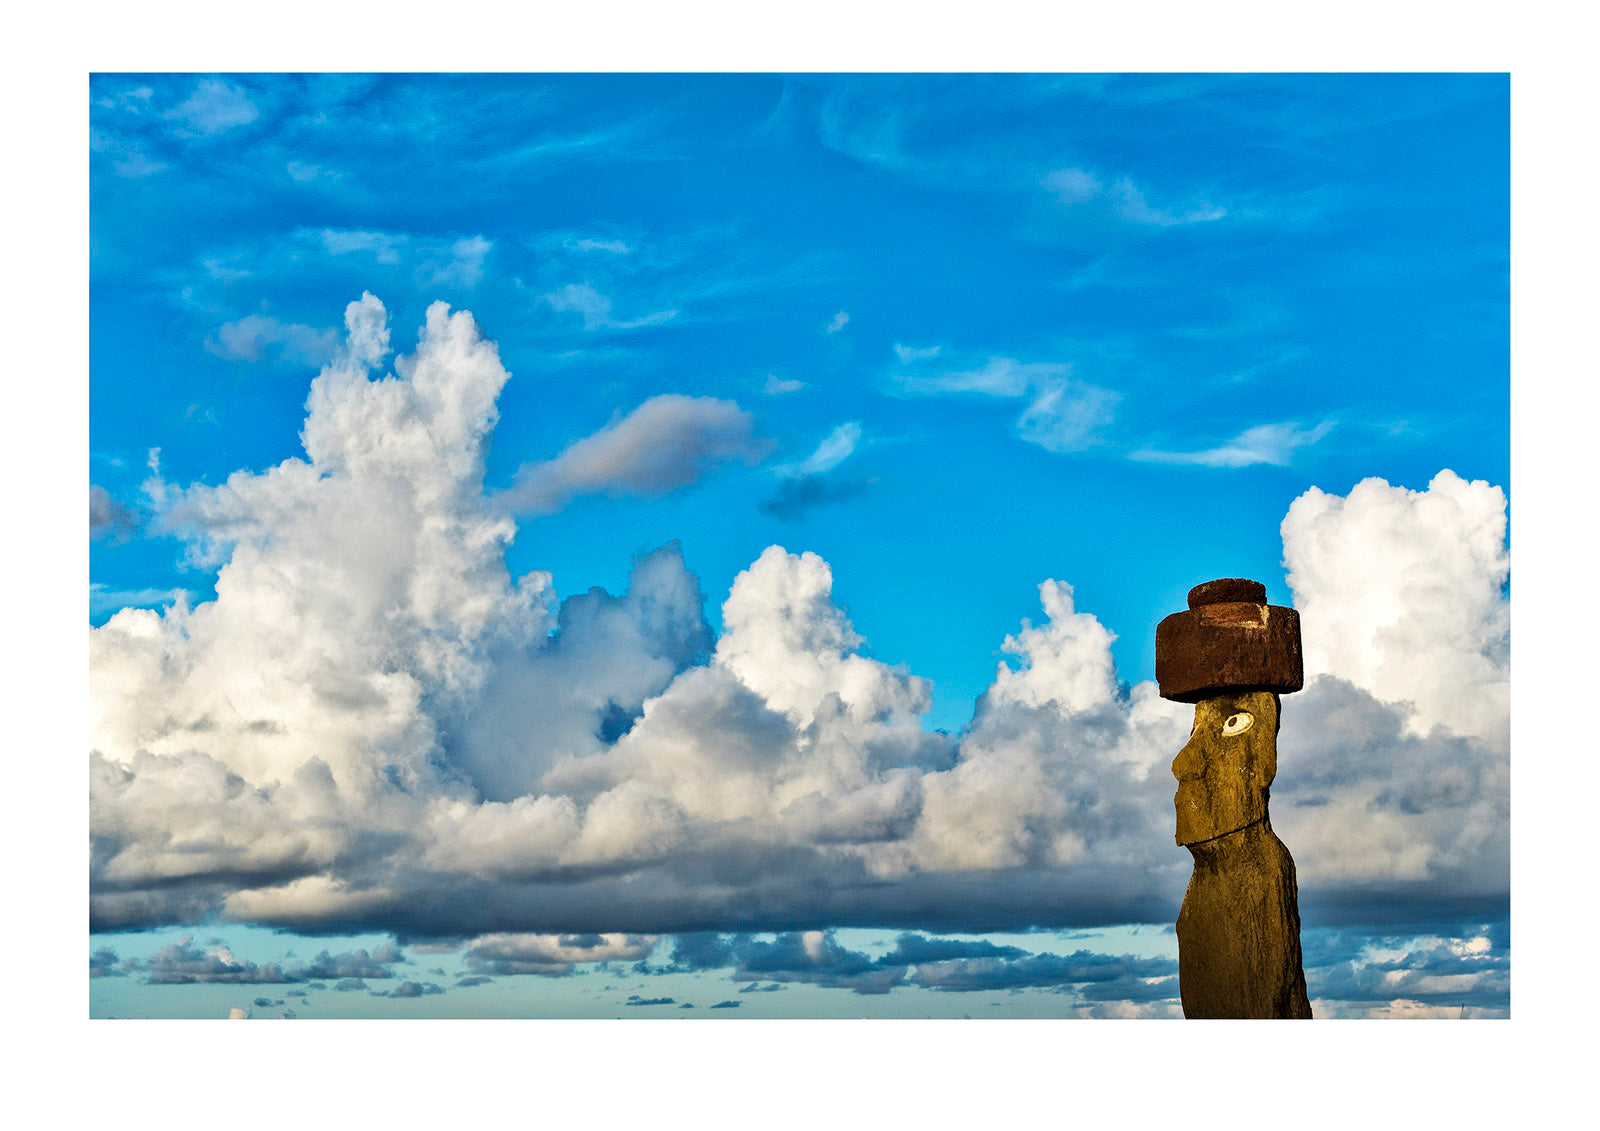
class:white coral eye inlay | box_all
[1222,712,1253,736]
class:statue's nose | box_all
[1172,738,1205,782]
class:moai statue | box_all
[1156,578,1313,1019]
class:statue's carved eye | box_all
[1222,712,1253,736]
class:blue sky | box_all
[89,73,1509,1019]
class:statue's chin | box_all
[1174,786,1265,846]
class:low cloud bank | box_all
[645,930,1177,999]
[90,296,1508,949]
[103,917,1509,1017]
[114,935,411,985]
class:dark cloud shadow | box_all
[759,474,869,520]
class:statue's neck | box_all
[1185,813,1274,862]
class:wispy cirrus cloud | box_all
[206,315,340,367]
[90,76,270,183]
[474,111,675,170]
[890,356,1046,398]
[166,78,260,137]
[762,422,869,520]
[523,228,720,336]
[286,160,335,184]
[808,78,1234,230]
[1014,379,1123,454]
[1132,420,1335,468]
[317,228,493,290]
[94,85,155,113]
[542,282,677,331]
[568,236,632,254]
[89,128,167,178]
[763,374,806,396]
[772,422,861,479]
[320,228,402,262]
[889,352,1120,454]
[1044,167,1226,226]
[424,236,492,289]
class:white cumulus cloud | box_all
[1282,469,1509,745]
[89,296,1508,945]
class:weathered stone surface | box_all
[1160,579,1312,1019]
[1172,691,1278,847]
[1155,600,1303,702]
[1176,818,1312,1019]
[1187,577,1266,608]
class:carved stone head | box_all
[1171,690,1280,846]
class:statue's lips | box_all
[1174,775,1265,846]
[1174,779,1203,844]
